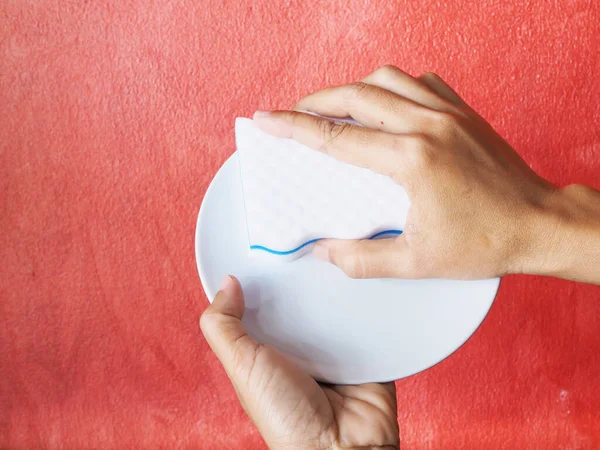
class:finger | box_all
[292,82,433,134]
[313,236,415,279]
[253,110,410,180]
[200,276,264,383]
[417,72,466,106]
[418,72,483,123]
[362,65,458,113]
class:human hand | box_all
[251,65,589,280]
[200,276,400,450]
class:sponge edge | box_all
[236,117,411,262]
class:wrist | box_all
[516,184,600,281]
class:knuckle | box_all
[375,64,401,78]
[287,111,302,128]
[347,81,369,99]
[199,311,209,332]
[341,82,370,105]
[340,253,365,279]
[317,119,335,146]
[404,134,437,169]
[199,308,219,334]
[420,71,442,82]
[427,110,459,137]
[401,133,427,154]
[318,120,349,152]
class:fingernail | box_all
[313,241,330,261]
[252,111,292,137]
[218,275,235,295]
[253,110,271,118]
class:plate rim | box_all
[195,152,502,383]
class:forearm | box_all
[521,184,600,284]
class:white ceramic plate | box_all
[196,153,500,384]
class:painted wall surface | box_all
[1,1,599,448]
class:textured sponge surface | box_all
[236,118,410,259]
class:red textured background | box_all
[1,1,600,448]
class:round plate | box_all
[196,153,500,384]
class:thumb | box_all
[200,276,328,449]
[313,236,412,279]
[199,276,264,387]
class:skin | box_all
[201,66,600,449]
[253,66,600,283]
[200,276,399,450]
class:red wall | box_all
[1,1,599,448]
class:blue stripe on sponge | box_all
[249,229,403,256]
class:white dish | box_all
[196,153,500,384]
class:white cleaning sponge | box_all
[235,117,410,261]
